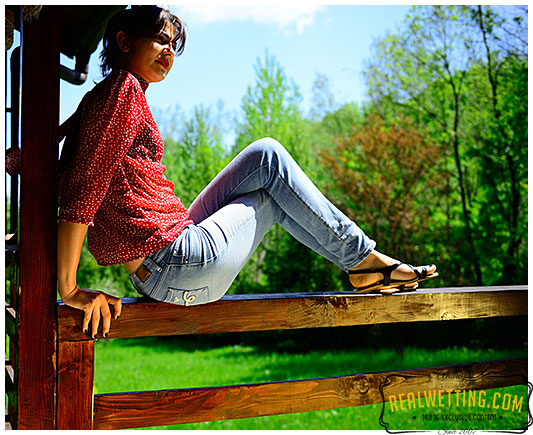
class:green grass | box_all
[94,335,527,430]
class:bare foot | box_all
[349,250,437,290]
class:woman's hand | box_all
[62,285,122,338]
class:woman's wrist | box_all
[58,281,79,300]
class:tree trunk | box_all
[476,5,521,281]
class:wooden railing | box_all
[58,286,528,340]
[54,286,527,430]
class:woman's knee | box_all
[247,137,289,162]
[249,137,285,154]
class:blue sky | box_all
[57,4,412,128]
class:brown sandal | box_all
[349,262,438,294]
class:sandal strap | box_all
[405,263,430,279]
[348,263,401,286]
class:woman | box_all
[58,6,437,339]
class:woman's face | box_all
[117,21,177,83]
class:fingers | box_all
[91,302,101,339]
[100,302,112,338]
[99,296,122,338]
[82,309,92,336]
[110,296,122,319]
[85,293,122,339]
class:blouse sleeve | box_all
[59,73,144,226]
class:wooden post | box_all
[17,6,60,429]
[57,341,95,429]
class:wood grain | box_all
[17,6,60,429]
[57,340,95,429]
[58,286,527,341]
[93,358,527,430]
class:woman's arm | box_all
[58,221,122,338]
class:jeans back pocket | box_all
[163,286,210,306]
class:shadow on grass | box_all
[100,315,527,386]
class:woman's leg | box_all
[190,137,436,289]
[189,137,375,272]
[131,137,435,304]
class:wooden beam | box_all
[56,340,95,429]
[93,358,527,430]
[17,6,59,429]
[57,286,527,341]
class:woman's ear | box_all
[115,31,130,53]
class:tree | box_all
[234,51,309,164]
[158,104,230,208]
[309,73,338,121]
[320,113,443,264]
[365,5,482,283]
[363,5,527,285]
[464,6,528,283]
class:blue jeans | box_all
[129,138,375,306]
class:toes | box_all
[426,264,437,275]
[397,263,436,280]
[417,264,437,278]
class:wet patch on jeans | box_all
[164,286,210,306]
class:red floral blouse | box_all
[59,70,192,266]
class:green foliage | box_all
[234,51,304,155]
[363,5,527,285]
[159,104,231,208]
[462,60,528,284]
[320,113,444,266]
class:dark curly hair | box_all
[100,6,186,77]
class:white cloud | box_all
[170,4,325,34]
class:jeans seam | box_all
[232,162,366,263]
